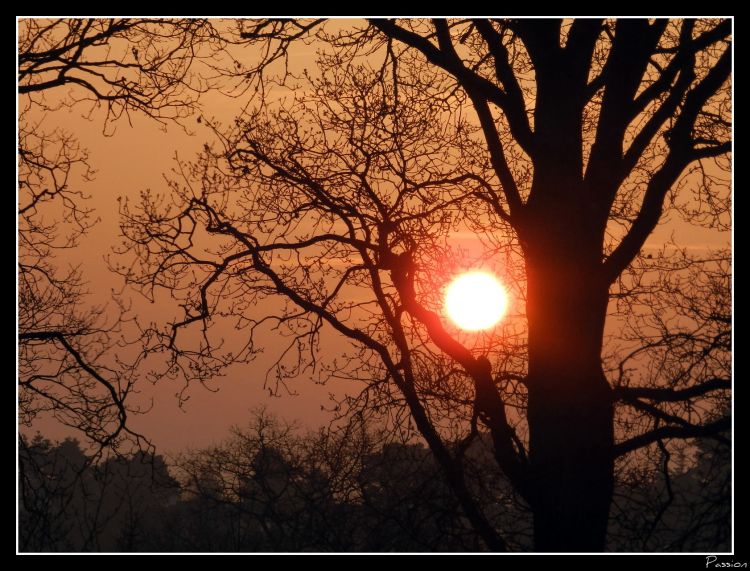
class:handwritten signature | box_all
[706,556,748,568]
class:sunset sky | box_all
[21,27,328,451]
[18,18,731,555]
[20,19,729,455]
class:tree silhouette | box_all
[17,18,233,452]
[133,411,528,551]
[19,434,177,551]
[117,19,731,551]
[20,416,725,552]
[18,18,730,552]
[19,434,88,551]
[17,18,332,454]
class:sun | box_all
[445,271,509,331]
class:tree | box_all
[17,18,237,451]
[607,252,730,551]
[19,416,724,552]
[19,434,89,551]
[19,434,178,552]
[169,411,527,551]
[115,18,730,551]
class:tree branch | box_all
[631,19,730,117]
[370,19,535,159]
[584,20,667,201]
[602,41,730,284]
[470,19,536,155]
[388,252,533,504]
[614,378,730,402]
[613,416,730,458]
[19,330,127,447]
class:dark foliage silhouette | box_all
[19,434,177,551]
[19,414,728,552]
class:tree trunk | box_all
[524,256,614,552]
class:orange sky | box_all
[19,19,730,455]
[19,29,334,452]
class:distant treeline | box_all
[18,413,729,553]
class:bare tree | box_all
[116,18,730,551]
[19,434,178,552]
[171,410,525,551]
[17,18,236,451]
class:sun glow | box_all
[445,271,508,331]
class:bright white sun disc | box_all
[445,271,508,331]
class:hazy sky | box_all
[29,108,517,452]
[20,19,730,455]
[20,26,375,453]
[24,103,341,453]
